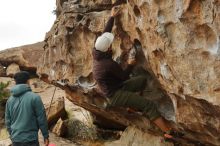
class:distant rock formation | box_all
[0,42,44,71]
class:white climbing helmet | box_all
[95,32,114,52]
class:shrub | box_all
[0,82,10,104]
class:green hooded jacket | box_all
[5,84,49,142]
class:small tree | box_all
[0,82,10,104]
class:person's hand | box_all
[44,138,49,146]
[111,6,121,17]
[128,59,136,65]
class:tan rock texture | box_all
[105,126,173,146]
[52,118,67,137]
[46,97,67,126]
[6,63,20,76]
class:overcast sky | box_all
[0,0,56,50]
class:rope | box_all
[47,87,57,118]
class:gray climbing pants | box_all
[109,70,161,121]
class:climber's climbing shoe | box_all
[164,130,184,140]
[169,130,184,138]
[164,131,206,146]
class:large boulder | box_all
[105,126,173,146]
[52,118,67,137]
[36,0,220,145]
[46,97,67,126]
[0,42,44,71]
[6,63,20,77]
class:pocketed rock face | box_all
[37,0,220,145]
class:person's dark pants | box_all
[12,141,39,146]
[109,68,161,121]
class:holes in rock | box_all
[133,39,142,51]
[102,0,112,4]
[133,5,141,17]
[201,51,210,58]
[78,4,83,8]
[157,10,166,23]
[86,19,91,26]
[154,0,162,5]
[188,24,218,54]
[113,0,127,5]
[186,0,200,14]
[153,49,164,59]
[165,23,187,50]
[76,14,84,22]
[133,39,146,64]
[136,27,142,36]
[139,2,150,15]
[66,27,73,33]
[77,73,96,89]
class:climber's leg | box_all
[109,89,184,139]
[120,66,150,92]
[121,75,147,92]
[109,89,161,121]
[131,66,149,77]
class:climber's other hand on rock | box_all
[128,59,136,65]
[111,6,121,17]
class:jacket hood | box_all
[10,84,31,97]
[92,48,113,61]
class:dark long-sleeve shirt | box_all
[92,17,133,97]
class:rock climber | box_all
[92,6,183,140]
[5,71,49,146]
